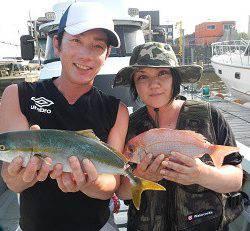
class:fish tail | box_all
[131,177,165,210]
[210,145,240,167]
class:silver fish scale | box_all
[40,130,126,169]
[138,142,209,159]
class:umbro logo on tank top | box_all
[30,96,54,114]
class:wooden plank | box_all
[211,100,250,147]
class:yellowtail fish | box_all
[0,129,165,209]
[124,128,240,168]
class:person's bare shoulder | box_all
[118,102,129,119]
[0,84,29,132]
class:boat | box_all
[211,40,250,103]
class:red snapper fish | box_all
[124,128,240,168]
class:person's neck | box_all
[53,76,93,104]
[147,99,184,128]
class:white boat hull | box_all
[211,58,250,102]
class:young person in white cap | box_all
[0,2,128,230]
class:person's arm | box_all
[0,85,29,132]
[0,85,52,193]
[198,161,243,193]
[80,102,129,199]
[50,102,129,200]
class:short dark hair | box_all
[57,30,64,48]
[130,68,181,103]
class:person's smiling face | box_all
[54,29,110,86]
[133,67,173,108]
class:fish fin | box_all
[34,153,51,166]
[209,145,240,167]
[131,178,165,210]
[76,129,100,140]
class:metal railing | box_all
[211,40,250,66]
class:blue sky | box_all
[0,0,249,57]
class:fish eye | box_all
[0,145,5,151]
[128,144,135,153]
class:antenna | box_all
[176,21,185,64]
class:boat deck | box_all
[114,202,128,230]
[211,100,250,147]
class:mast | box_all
[248,15,250,38]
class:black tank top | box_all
[18,78,120,231]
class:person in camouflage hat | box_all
[115,42,244,231]
[113,42,202,87]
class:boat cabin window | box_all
[235,72,241,79]
[218,69,222,74]
[110,25,144,56]
[123,26,145,54]
[44,31,57,63]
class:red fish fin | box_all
[209,145,240,168]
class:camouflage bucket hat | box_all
[113,42,202,87]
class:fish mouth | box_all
[123,150,133,160]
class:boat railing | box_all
[211,40,250,66]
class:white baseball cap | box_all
[57,2,120,47]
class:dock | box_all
[0,76,25,95]
[0,71,38,98]
[211,100,250,147]
[114,202,128,230]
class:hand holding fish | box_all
[1,155,52,193]
[30,125,98,193]
[133,153,165,182]
[160,151,208,185]
[1,126,52,193]
[50,157,98,193]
